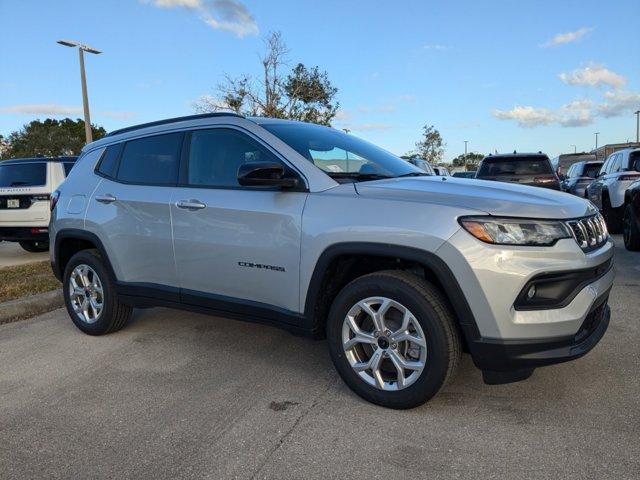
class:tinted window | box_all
[0,162,46,187]
[263,122,421,179]
[97,144,122,178]
[117,133,181,185]
[478,157,553,176]
[583,163,602,178]
[611,154,622,173]
[63,163,75,176]
[187,129,284,188]
[630,152,640,172]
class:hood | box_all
[355,176,595,219]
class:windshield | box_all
[262,122,423,180]
[478,157,553,176]
[0,163,47,187]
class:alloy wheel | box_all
[68,264,104,324]
[342,296,427,391]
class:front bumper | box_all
[467,291,610,378]
[0,226,49,242]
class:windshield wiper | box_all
[397,172,430,177]
[327,172,393,181]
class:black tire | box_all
[602,195,623,234]
[63,249,132,335]
[623,204,640,251]
[327,270,461,409]
[19,240,49,253]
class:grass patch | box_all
[0,261,60,303]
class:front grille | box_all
[565,214,608,252]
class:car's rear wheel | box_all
[19,240,49,253]
[63,249,132,335]
[327,270,461,409]
[623,204,640,251]
[602,195,623,233]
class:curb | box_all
[0,290,64,325]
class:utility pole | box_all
[635,110,639,143]
[594,132,600,159]
[464,140,468,156]
[571,144,577,154]
[57,40,102,144]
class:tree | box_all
[3,118,106,158]
[413,124,445,163]
[452,152,484,170]
[194,31,339,126]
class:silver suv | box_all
[587,148,640,232]
[50,114,614,409]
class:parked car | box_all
[0,156,77,252]
[561,160,604,197]
[407,158,435,175]
[433,166,450,176]
[622,180,640,251]
[476,152,561,190]
[586,148,640,233]
[452,171,476,178]
[51,113,613,409]
[552,152,597,179]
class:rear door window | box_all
[97,144,123,179]
[117,133,182,185]
[0,162,47,187]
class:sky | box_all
[1,0,639,162]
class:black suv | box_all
[476,152,561,190]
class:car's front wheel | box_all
[623,204,640,251]
[19,240,49,253]
[327,270,461,409]
[63,249,132,335]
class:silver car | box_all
[50,114,614,408]
[587,148,640,232]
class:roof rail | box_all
[106,112,244,137]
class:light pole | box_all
[571,144,577,154]
[594,132,600,159]
[635,110,639,143]
[464,140,469,156]
[57,40,102,144]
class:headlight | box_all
[459,216,572,246]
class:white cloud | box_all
[148,0,202,7]
[597,90,640,118]
[0,104,83,115]
[492,100,595,128]
[423,44,450,51]
[334,109,352,121]
[398,94,416,103]
[493,106,556,128]
[0,104,136,120]
[340,123,392,132]
[540,27,593,48]
[143,0,258,38]
[358,104,396,114]
[559,63,625,89]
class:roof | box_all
[0,156,77,165]
[482,152,549,160]
[106,112,244,137]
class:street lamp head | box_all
[57,39,78,48]
[57,39,102,54]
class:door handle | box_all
[176,199,206,210]
[95,194,117,204]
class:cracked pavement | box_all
[1,235,638,479]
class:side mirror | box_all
[237,162,299,188]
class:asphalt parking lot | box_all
[1,235,638,479]
[0,241,49,268]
